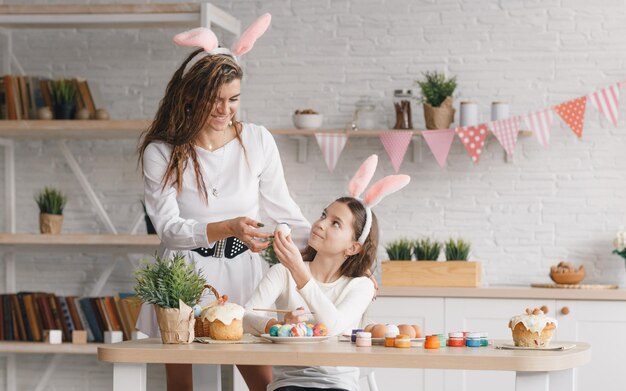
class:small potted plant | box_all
[134,252,207,344]
[292,108,323,130]
[416,71,457,130]
[35,187,67,234]
[444,238,471,261]
[384,238,413,261]
[50,79,77,119]
[413,238,442,261]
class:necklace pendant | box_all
[212,188,219,197]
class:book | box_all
[58,297,75,341]
[79,297,103,342]
[23,293,43,341]
[39,78,52,109]
[3,75,17,119]
[95,297,112,332]
[104,296,123,336]
[10,295,25,341]
[77,79,96,117]
[65,296,84,331]
[16,293,33,341]
[18,76,29,120]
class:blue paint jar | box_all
[351,328,363,343]
[465,332,481,347]
[436,333,446,347]
[480,332,489,346]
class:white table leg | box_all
[549,368,575,391]
[193,364,221,391]
[516,371,549,391]
[113,363,146,391]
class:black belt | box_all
[192,236,249,259]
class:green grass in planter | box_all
[444,238,471,261]
[34,187,67,215]
[413,238,442,261]
[385,238,413,260]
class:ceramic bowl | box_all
[293,114,323,130]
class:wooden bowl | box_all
[550,268,585,285]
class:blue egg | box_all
[192,304,202,317]
[278,324,292,337]
[304,324,313,337]
[269,324,281,337]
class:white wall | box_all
[1,0,626,389]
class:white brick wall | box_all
[1,0,626,389]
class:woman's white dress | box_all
[136,123,310,336]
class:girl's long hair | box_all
[302,197,379,278]
[137,49,245,203]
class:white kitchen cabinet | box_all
[444,298,556,391]
[362,297,445,391]
[555,299,626,391]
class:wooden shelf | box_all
[0,341,99,355]
[0,233,160,250]
[0,3,240,33]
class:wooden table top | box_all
[98,338,591,372]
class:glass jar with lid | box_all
[393,89,413,129]
[352,97,377,131]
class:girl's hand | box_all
[284,306,309,324]
[227,217,271,252]
[273,231,311,288]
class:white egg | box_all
[385,324,400,336]
[275,223,291,236]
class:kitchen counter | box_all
[378,285,626,301]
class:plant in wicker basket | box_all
[134,252,206,344]
[413,238,442,261]
[416,71,457,130]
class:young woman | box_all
[244,156,410,391]
[136,14,311,391]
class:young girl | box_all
[244,155,410,391]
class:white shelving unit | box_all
[0,4,240,391]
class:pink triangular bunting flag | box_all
[379,131,413,173]
[553,96,587,138]
[422,129,455,168]
[314,132,348,172]
[588,84,620,127]
[455,124,488,164]
[524,109,553,148]
[490,116,522,156]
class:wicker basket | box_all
[194,284,222,338]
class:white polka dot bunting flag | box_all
[524,109,553,149]
[588,84,620,127]
[553,96,587,138]
[455,124,489,164]
[315,132,348,172]
[490,116,522,157]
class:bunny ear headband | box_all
[348,155,411,244]
[173,13,272,61]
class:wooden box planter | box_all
[381,260,482,288]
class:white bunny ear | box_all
[231,13,272,56]
[362,175,411,208]
[348,155,378,198]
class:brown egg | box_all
[398,324,416,339]
[411,324,423,338]
[371,324,387,338]
[363,324,375,333]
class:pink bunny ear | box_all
[348,155,378,198]
[362,175,411,208]
[231,13,272,56]
[173,27,219,52]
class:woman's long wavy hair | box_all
[301,197,379,278]
[138,49,245,203]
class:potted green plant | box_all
[134,252,207,344]
[413,238,442,261]
[384,238,413,261]
[444,238,471,261]
[34,187,67,234]
[416,71,457,130]
[50,79,77,119]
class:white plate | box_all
[494,343,576,351]
[260,334,334,344]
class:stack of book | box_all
[0,75,97,120]
[0,292,141,343]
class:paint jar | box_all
[424,335,440,349]
[465,332,481,347]
[435,333,446,347]
[447,332,465,347]
[385,332,396,348]
[351,328,363,343]
[480,332,489,347]
[356,331,372,347]
[394,334,411,348]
